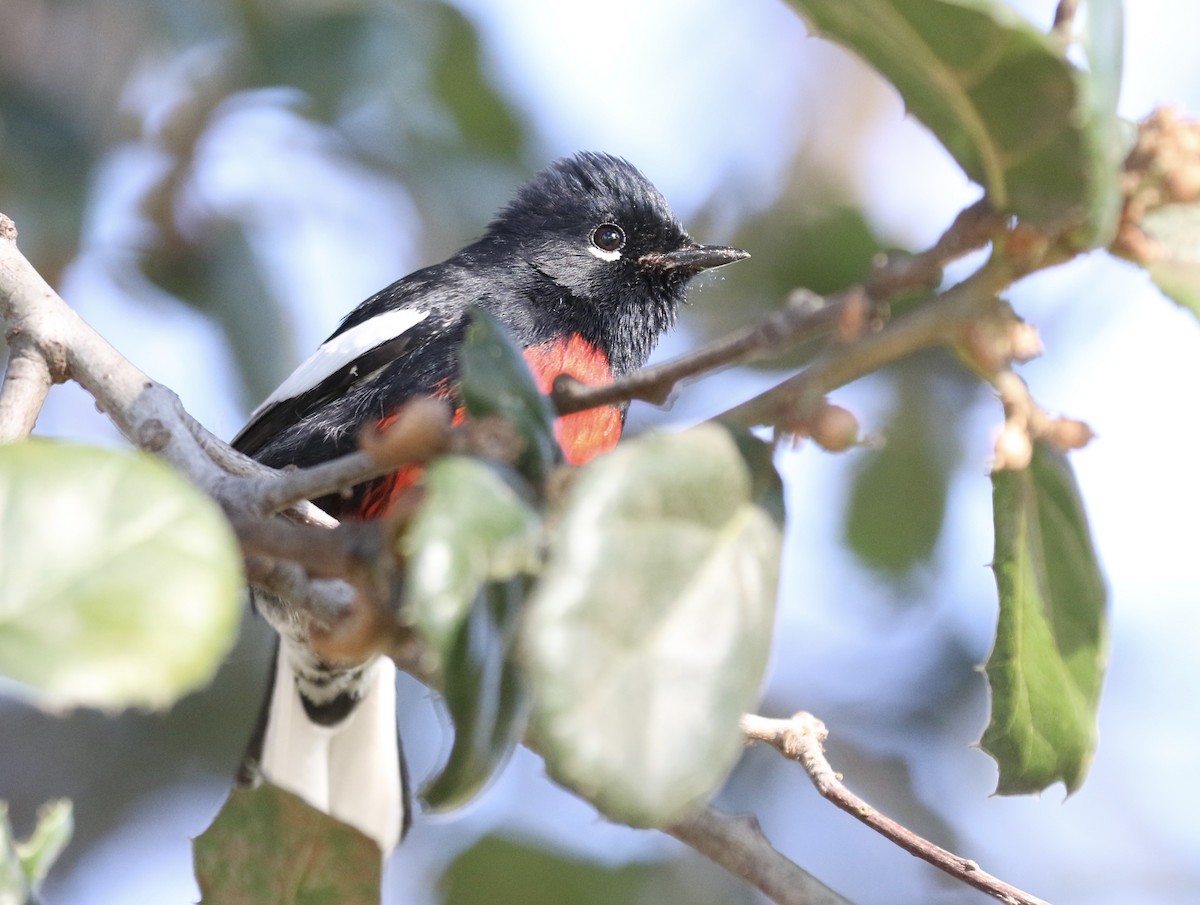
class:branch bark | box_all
[666,807,855,905]
[551,199,1004,422]
[0,342,54,441]
[742,712,1053,905]
[0,199,1075,905]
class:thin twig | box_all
[666,807,856,905]
[552,200,1003,419]
[253,398,453,516]
[721,255,1017,428]
[1052,0,1080,41]
[742,712,1052,905]
[863,198,1000,300]
[551,290,873,415]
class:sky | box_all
[30,1,1200,903]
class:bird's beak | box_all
[642,243,750,273]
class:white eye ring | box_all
[588,223,625,261]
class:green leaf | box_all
[784,0,1114,228]
[693,206,884,369]
[524,424,781,827]
[404,456,541,662]
[403,457,539,810]
[441,834,756,905]
[421,578,530,811]
[194,784,381,905]
[430,5,524,161]
[459,307,560,483]
[843,363,961,575]
[141,223,293,409]
[0,804,30,905]
[240,6,373,121]
[0,440,243,711]
[1137,203,1200,321]
[1080,0,1125,245]
[984,441,1109,794]
[0,799,73,903]
[14,800,72,895]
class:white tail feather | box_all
[260,652,404,853]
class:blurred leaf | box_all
[460,307,561,483]
[0,88,93,280]
[404,456,539,810]
[441,834,756,905]
[0,441,243,711]
[843,365,959,574]
[308,1,529,241]
[404,456,540,664]
[694,206,883,366]
[238,4,373,120]
[1137,203,1200,321]
[422,578,530,811]
[784,0,1114,228]
[524,425,781,827]
[984,442,1108,794]
[430,4,523,161]
[0,804,29,905]
[13,800,71,896]
[0,799,72,904]
[141,223,293,408]
[1081,0,1125,245]
[194,784,380,905]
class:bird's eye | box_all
[591,224,625,254]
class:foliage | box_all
[0,800,72,905]
[194,785,380,905]
[0,440,243,711]
[3,0,1190,901]
[986,441,1108,794]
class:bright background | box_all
[1,1,1197,903]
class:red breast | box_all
[359,334,620,519]
[521,334,622,466]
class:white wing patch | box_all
[250,308,430,420]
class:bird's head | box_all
[485,152,748,328]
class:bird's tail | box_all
[240,641,409,853]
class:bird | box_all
[232,151,749,854]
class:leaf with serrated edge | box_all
[194,784,380,904]
[524,424,781,827]
[784,0,1114,229]
[0,441,242,711]
[984,442,1108,794]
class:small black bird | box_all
[234,151,748,852]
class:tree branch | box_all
[1051,0,1080,42]
[720,255,1014,428]
[551,200,1003,420]
[551,289,877,414]
[722,212,1085,432]
[666,806,856,905]
[742,712,1052,905]
[0,199,1080,905]
[0,211,370,629]
[0,342,54,441]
